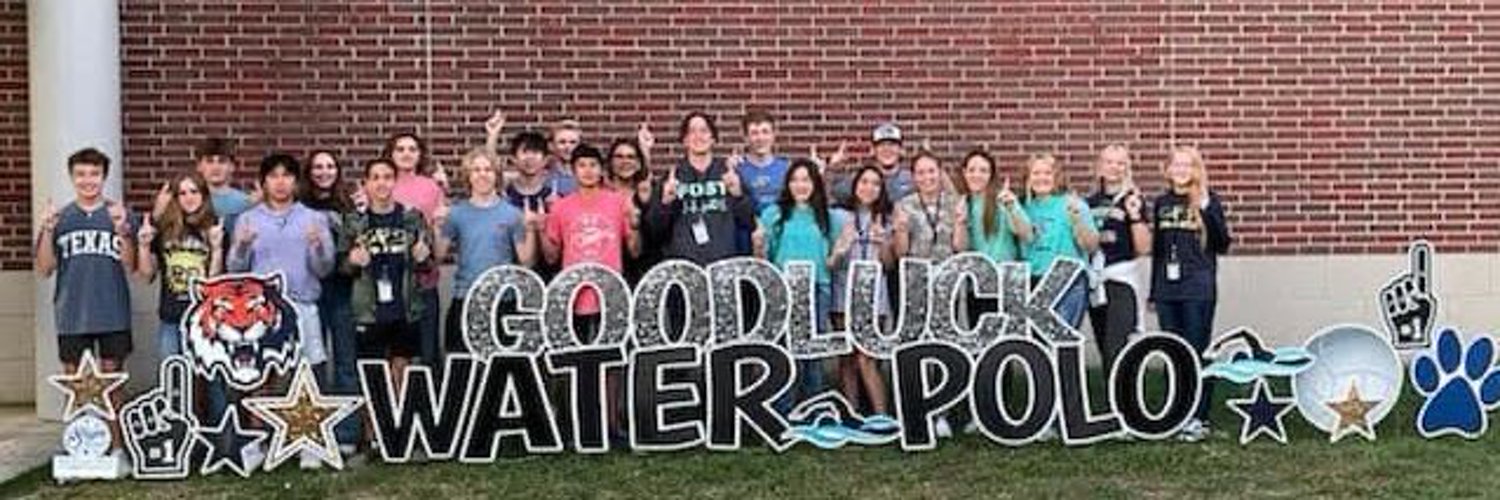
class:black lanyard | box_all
[855,211,871,258]
[921,194,943,250]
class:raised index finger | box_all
[161,357,192,416]
[1411,240,1433,291]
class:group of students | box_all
[40,109,1232,468]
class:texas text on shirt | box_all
[53,201,135,338]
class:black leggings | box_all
[1087,281,1138,374]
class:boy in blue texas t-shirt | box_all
[36,147,137,458]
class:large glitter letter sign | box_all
[708,257,790,345]
[633,260,712,348]
[87,240,1492,477]
[462,266,547,356]
[929,253,1005,356]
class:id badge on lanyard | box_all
[924,198,943,251]
[691,216,711,246]
[1166,244,1182,282]
[377,267,396,303]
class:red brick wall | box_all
[0,1,27,270]
[92,1,1500,266]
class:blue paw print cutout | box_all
[1412,328,1500,438]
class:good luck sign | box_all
[57,242,1467,480]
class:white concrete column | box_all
[29,0,124,420]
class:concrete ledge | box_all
[0,406,59,484]
[1210,253,1500,348]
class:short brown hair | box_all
[742,108,775,131]
[195,137,237,162]
[67,148,111,176]
[550,119,582,136]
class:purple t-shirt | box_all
[226,202,335,303]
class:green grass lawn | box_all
[6,379,1498,499]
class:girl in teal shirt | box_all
[961,149,1033,327]
[754,159,841,411]
[963,149,1031,262]
[1019,153,1099,328]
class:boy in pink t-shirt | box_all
[543,144,640,319]
[393,173,443,217]
[541,143,639,445]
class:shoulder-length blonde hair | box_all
[1019,152,1067,202]
[460,147,503,192]
[1165,144,1206,184]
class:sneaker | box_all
[963,420,979,435]
[935,417,953,439]
[299,448,323,470]
[862,414,899,434]
[337,443,361,469]
[1037,426,1058,441]
[242,443,266,472]
[341,451,366,469]
[111,448,129,475]
[1176,419,1208,443]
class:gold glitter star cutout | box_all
[242,363,361,470]
[48,350,128,420]
[1325,382,1382,442]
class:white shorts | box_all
[292,301,327,365]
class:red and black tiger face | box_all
[182,274,299,389]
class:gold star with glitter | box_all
[242,363,361,470]
[48,350,129,420]
[1325,382,1382,442]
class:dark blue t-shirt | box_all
[1149,190,1232,303]
[504,183,554,212]
[363,206,412,324]
[53,202,133,335]
[1087,190,1151,267]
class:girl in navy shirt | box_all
[1150,145,1232,442]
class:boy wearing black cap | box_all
[830,122,914,202]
